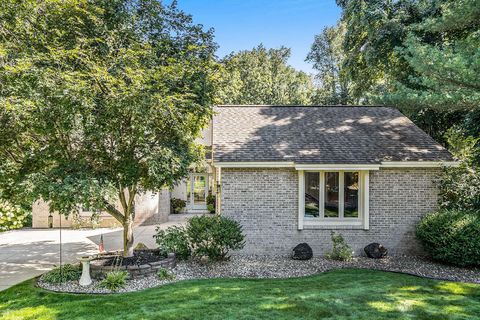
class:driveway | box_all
[0,214,192,291]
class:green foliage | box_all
[218,45,314,105]
[157,267,175,280]
[382,0,480,111]
[154,226,191,260]
[0,200,29,231]
[416,210,480,266]
[170,198,186,214]
[187,215,245,261]
[438,128,480,210]
[41,264,82,283]
[0,0,218,255]
[99,271,129,291]
[306,23,354,104]
[154,215,245,261]
[325,232,353,261]
[206,194,215,213]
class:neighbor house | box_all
[33,105,456,256]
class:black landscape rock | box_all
[292,243,313,260]
[364,243,388,259]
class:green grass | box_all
[1,269,479,320]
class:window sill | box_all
[302,220,367,230]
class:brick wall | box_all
[221,167,440,256]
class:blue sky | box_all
[174,0,341,74]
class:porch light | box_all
[48,213,53,228]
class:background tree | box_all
[306,23,353,104]
[217,45,314,105]
[0,0,218,256]
[381,0,480,111]
[321,0,480,210]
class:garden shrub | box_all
[171,198,186,214]
[157,267,175,280]
[206,194,216,213]
[0,200,29,231]
[99,271,128,291]
[325,232,353,261]
[416,210,480,266]
[153,215,245,261]
[154,225,191,260]
[187,215,245,261]
[42,264,82,283]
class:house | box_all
[212,106,455,256]
[33,105,456,256]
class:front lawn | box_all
[1,269,479,320]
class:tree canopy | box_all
[306,23,353,105]
[0,0,218,255]
[217,45,314,105]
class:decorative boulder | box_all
[364,243,388,259]
[292,243,313,260]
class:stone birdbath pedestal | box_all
[77,256,94,286]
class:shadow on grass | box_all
[1,269,479,320]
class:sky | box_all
[173,0,341,74]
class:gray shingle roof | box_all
[212,105,454,164]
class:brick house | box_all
[212,105,455,256]
[33,105,456,256]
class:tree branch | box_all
[102,199,124,223]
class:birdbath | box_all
[77,256,94,286]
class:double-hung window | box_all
[299,171,369,229]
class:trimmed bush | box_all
[42,264,82,283]
[154,215,245,261]
[154,225,191,260]
[99,271,128,291]
[187,215,245,261]
[416,210,480,266]
[325,232,353,261]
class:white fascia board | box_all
[380,161,459,168]
[213,162,295,168]
[295,164,380,171]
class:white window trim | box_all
[213,161,458,169]
[298,170,369,230]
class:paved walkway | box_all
[0,214,192,291]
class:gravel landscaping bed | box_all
[173,255,480,283]
[37,255,480,294]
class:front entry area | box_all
[186,173,209,211]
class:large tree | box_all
[217,45,314,105]
[381,0,480,111]
[306,23,354,105]
[332,0,478,143]
[0,0,218,256]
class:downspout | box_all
[210,112,221,215]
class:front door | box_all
[187,174,208,210]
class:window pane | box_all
[193,175,206,205]
[344,172,359,218]
[304,172,319,217]
[324,172,339,217]
[186,178,191,204]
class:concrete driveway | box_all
[0,214,192,291]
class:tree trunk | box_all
[123,218,134,257]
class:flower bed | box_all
[90,250,176,278]
[37,255,480,294]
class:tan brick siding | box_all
[221,167,440,256]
